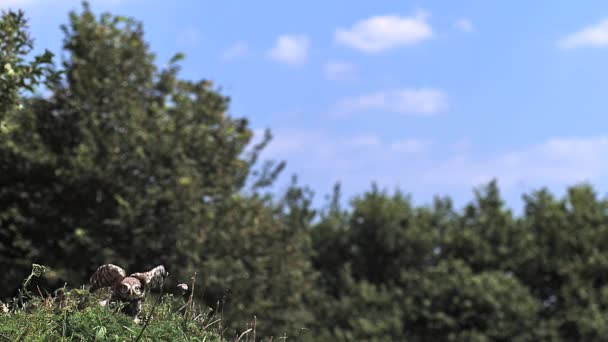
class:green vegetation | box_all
[0,266,223,341]
[0,292,223,341]
[3,2,608,341]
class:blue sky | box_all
[6,0,608,212]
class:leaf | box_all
[95,326,107,341]
[169,52,185,64]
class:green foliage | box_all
[0,264,223,340]
[311,181,608,340]
[0,9,57,117]
[0,290,222,341]
[400,260,539,341]
[199,178,316,337]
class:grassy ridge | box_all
[0,287,224,341]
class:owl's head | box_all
[117,277,144,300]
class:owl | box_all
[89,264,168,318]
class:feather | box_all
[130,265,168,289]
[89,264,126,292]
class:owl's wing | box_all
[130,265,169,290]
[89,264,127,292]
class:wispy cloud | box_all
[323,61,355,81]
[424,137,608,189]
[349,134,381,148]
[253,128,438,201]
[176,28,203,48]
[334,88,448,117]
[390,139,428,153]
[268,34,310,66]
[222,41,248,61]
[258,129,608,208]
[558,19,608,49]
[90,0,125,4]
[256,128,430,176]
[1,0,38,8]
[1,0,126,9]
[335,11,432,53]
[454,18,474,33]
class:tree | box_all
[347,184,440,285]
[400,260,539,341]
[0,8,58,295]
[0,4,317,338]
[311,183,541,341]
[440,180,534,274]
[0,9,55,117]
[199,180,317,338]
[0,2,258,295]
[520,184,608,340]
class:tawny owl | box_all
[89,264,168,318]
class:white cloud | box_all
[0,0,36,8]
[335,88,448,117]
[423,137,608,189]
[176,28,202,48]
[390,139,428,153]
[349,134,381,147]
[268,34,310,66]
[335,11,432,53]
[254,125,608,210]
[450,137,473,153]
[222,41,248,61]
[558,19,608,49]
[253,128,438,201]
[256,128,430,174]
[90,0,124,4]
[454,18,474,33]
[1,0,126,10]
[323,61,355,81]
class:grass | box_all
[0,265,226,341]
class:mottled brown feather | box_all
[129,265,168,289]
[89,264,126,292]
